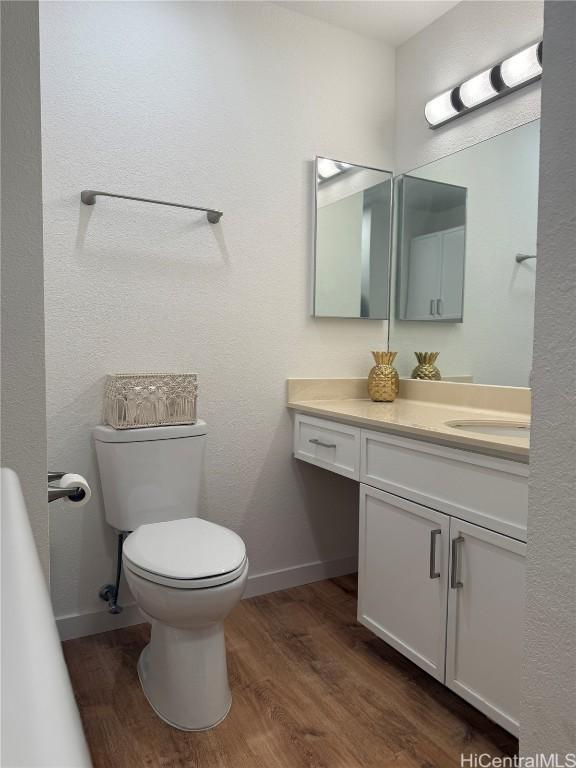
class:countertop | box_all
[287,380,530,463]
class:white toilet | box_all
[93,421,248,731]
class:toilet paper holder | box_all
[48,471,87,503]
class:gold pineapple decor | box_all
[368,351,399,402]
[412,352,442,381]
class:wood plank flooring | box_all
[63,575,517,768]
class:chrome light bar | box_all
[425,40,542,129]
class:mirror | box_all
[396,176,466,322]
[313,157,393,319]
[389,120,540,387]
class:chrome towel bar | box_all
[81,190,223,223]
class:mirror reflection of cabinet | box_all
[396,176,467,323]
[406,227,465,320]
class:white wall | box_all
[1,1,49,575]
[39,1,395,627]
[395,1,543,173]
[521,1,576,754]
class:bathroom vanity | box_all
[304,116,538,739]
[289,379,530,737]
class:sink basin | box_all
[445,419,530,439]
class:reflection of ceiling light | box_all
[424,90,460,127]
[500,42,542,88]
[424,40,542,129]
[459,68,497,108]
[317,159,341,179]
[317,158,352,181]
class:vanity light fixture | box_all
[425,40,542,128]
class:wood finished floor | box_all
[63,575,517,768]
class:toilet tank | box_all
[93,421,207,531]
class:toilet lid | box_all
[123,518,246,585]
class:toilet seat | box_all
[124,557,248,589]
[123,518,247,589]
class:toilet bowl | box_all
[122,517,248,731]
[93,421,248,731]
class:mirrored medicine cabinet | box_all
[313,157,393,319]
[312,118,540,387]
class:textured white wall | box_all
[39,1,395,622]
[521,1,576,754]
[395,1,543,173]
[1,1,49,575]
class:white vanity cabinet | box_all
[293,412,528,735]
[358,485,525,735]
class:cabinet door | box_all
[438,226,465,320]
[446,518,526,735]
[405,232,442,320]
[358,485,449,681]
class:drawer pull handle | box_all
[450,536,464,589]
[429,529,441,579]
[309,438,337,448]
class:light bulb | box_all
[459,68,498,108]
[424,90,459,127]
[500,42,542,88]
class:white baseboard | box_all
[56,556,358,641]
[57,603,145,642]
[242,555,357,599]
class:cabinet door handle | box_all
[430,299,436,316]
[436,298,443,316]
[309,438,336,448]
[429,528,441,579]
[450,536,464,589]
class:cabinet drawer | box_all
[294,414,360,480]
[361,429,528,540]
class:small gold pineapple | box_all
[412,352,441,381]
[368,351,399,402]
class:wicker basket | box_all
[103,373,198,429]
